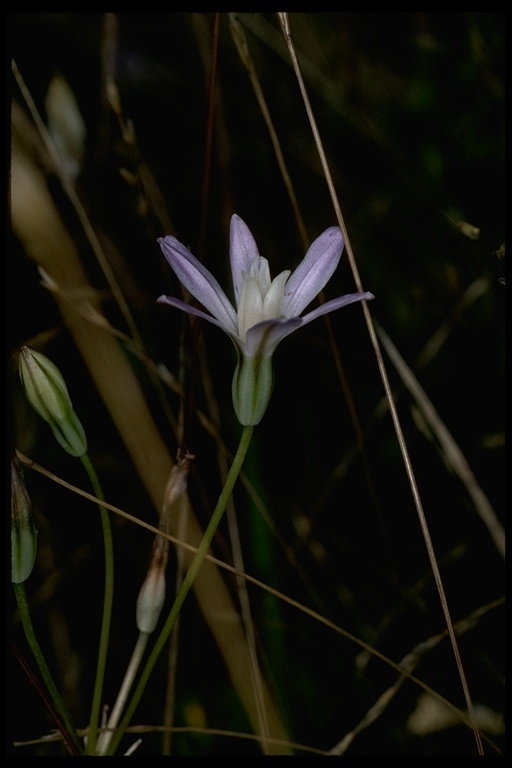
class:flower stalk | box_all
[17,347,114,756]
[82,453,114,756]
[104,424,254,755]
[11,454,82,754]
[96,452,193,754]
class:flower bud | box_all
[136,565,166,634]
[11,455,37,583]
[232,353,273,426]
[18,346,87,457]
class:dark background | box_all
[8,12,505,757]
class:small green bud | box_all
[11,455,37,583]
[18,346,87,457]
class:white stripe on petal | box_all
[158,237,238,335]
[282,226,343,318]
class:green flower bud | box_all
[11,455,37,583]
[18,346,87,457]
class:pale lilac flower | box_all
[158,214,373,425]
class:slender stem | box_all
[105,424,254,755]
[96,631,150,755]
[13,582,83,755]
[81,453,115,756]
[278,13,484,756]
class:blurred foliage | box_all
[9,12,504,757]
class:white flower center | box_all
[237,257,290,341]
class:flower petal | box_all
[158,236,238,335]
[157,294,223,327]
[262,268,291,318]
[282,226,344,318]
[244,317,303,358]
[237,274,264,342]
[229,214,261,307]
[157,295,244,348]
[244,291,374,357]
[300,291,374,325]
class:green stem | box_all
[106,424,254,755]
[13,581,83,755]
[81,453,114,756]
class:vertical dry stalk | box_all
[277,12,484,755]
[11,100,290,753]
